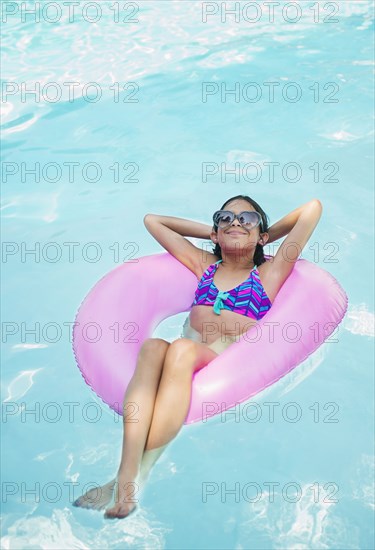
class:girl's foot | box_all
[102,444,169,519]
[73,479,116,510]
[72,443,169,515]
[104,471,140,519]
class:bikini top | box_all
[191,260,273,321]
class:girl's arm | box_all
[145,214,213,240]
[265,199,323,290]
[267,200,320,244]
[144,214,214,274]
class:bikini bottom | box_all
[180,316,238,355]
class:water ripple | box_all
[1,0,373,127]
[3,368,43,402]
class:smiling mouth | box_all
[227,231,246,235]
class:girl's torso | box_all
[189,254,277,345]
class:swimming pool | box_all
[1,1,374,548]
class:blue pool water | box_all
[1,1,374,548]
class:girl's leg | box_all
[116,338,171,479]
[105,337,218,518]
[74,338,169,512]
[143,338,219,451]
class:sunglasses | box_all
[213,210,263,231]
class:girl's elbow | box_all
[144,213,155,225]
[312,199,323,210]
[306,199,323,213]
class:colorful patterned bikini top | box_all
[191,260,273,321]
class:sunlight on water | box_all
[3,368,43,402]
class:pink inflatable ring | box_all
[72,252,348,424]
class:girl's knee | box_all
[167,338,197,360]
[139,338,170,357]
[135,338,170,376]
[161,339,198,376]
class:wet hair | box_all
[212,195,270,266]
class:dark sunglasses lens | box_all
[215,212,233,226]
[240,212,260,226]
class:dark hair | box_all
[212,195,270,266]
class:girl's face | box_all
[211,199,268,255]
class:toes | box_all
[104,507,121,519]
[73,483,116,510]
[73,496,90,508]
[104,505,136,520]
[72,495,94,509]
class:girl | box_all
[74,194,322,519]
